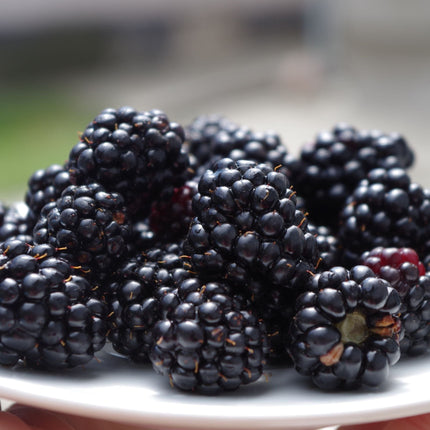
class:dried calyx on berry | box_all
[288,265,402,390]
[362,247,430,356]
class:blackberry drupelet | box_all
[362,247,430,356]
[0,239,107,369]
[130,220,157,254]
[0,204,33,244]
[290,123,415,229]
[68,106,190,217]
[183,158,319,360]
[185,114,239,174]
[25,164,71,227]
[339,168,430,266]
[149,278,268,394]
[107,243,190,362]
[33,183,131,282]
[289,265,402,390]
[186,115,294,178]
[308,222,341,271]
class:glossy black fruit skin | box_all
[289,123,414,229]
[0,239,107,369]
[289,265,402,390]
[308,222,341,271]
[183,158,320,362]
[185,158,319,293]
[107,243,190,362]
[0,204,33,244]
[68,107,190,218]
[149,278,268,394]
[33,183,131,283]
[25,164,71,227]
[339,168,430,266]
[185,115,294,179]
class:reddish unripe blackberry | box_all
[289,265,402,390]
[107,243,190,362]
[339,168,430,266]
[290,123,414,229]
[33,183,131,283]
[149,278,268,394]
[68,106,190,217]
[0,239,107,369]
[362,247,430,356]
[149,180,198,242]
[25,164,71,227]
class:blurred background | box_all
[1,0,429,201]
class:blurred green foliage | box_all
[0,89,95,200]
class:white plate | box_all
[0,347,428,430]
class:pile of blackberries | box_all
[1,107,429,393]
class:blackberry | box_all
[0,239,107,368]
[291,123,414,229]
[107,243,190,362]
[149,278,267,394]
[68,106,190,217]
[186,115,293,178]
[0,204,33,244]
[362,247,430,356]
[25,164,71,227]
[289,265,402,390]
[183,158,319,360]
[149,180,198,242]
[185,114,239,173]
[184,158,319,295]
[33,183,131,282]
[339,168,430,266]
[308,223,341,271]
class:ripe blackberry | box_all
[25,164,71,227]
[362,247,430,356]
[186,115,293,178]
[33,183,131,282]
[0,239,107,369]
[149,278,267,394]
[184,158,319,294]
[0,204,33,244]
[183,158,319,361]
[185,114,239,173]
[68,106,190,217]
[308,222,341,271]
[149,180,198,242]
[291,123,414,228]
[289,265,402,390]
[107,243,190,362]
[339,168,430,266]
